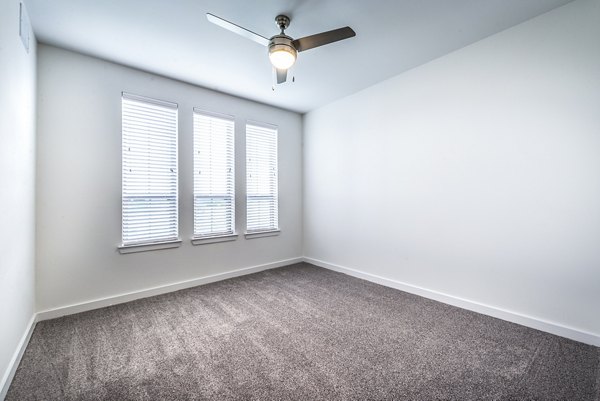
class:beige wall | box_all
[304,0,600,341]
[0,0,37,395]
[36,45,303,311]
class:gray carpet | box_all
[7,263,600,400]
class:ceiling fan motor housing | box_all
[268,35,297,69]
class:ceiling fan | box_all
[207,13,356,84]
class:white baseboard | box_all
[37,257,303,322]
[5,255,596,400]
[0,314,36,401]
[304,257,600,347]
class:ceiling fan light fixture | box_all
[268,36,297,70]
[207,13,356,84]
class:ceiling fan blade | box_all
[206,13,269,46]
[276,68,287,84]
[292,26,355,52]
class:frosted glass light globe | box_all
[269,48,296,70]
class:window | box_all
[193,110,236,242]
[120,93,179,252]
[246,122,279,236]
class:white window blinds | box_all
[193,110,235,237]
[246,122,278,233]
[121,93,179,246]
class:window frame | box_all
[191,109,238,245]
[118,92,181,254]
[245,120,280,238]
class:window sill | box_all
[245,229,280,239]
[118,239,182,254]
[191,233,238,245]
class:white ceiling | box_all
[27,0,572,113]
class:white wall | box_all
[0,0,37,395]
[36,45,302,312]
[304,0,600,339]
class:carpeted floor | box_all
[7,263,600,400]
